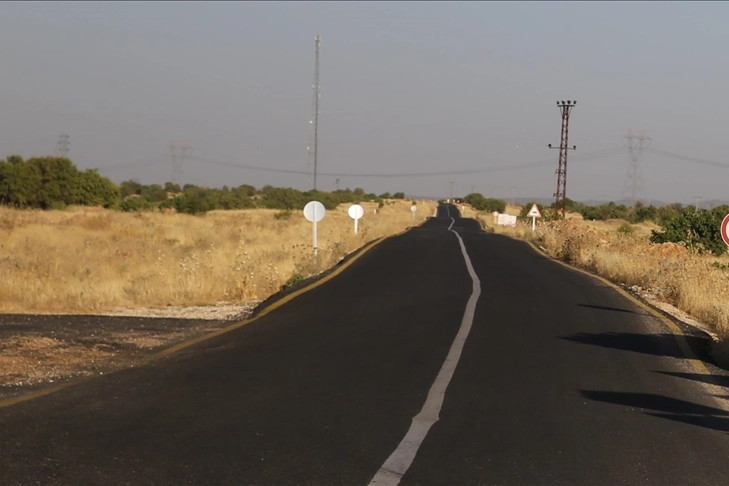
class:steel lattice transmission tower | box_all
[180,141,194,172]
[57,134,70,158]
[307,35,321,191]
[168,140,193,186]
[169,140,180,185]
[548,100,577,219]
[622,129,651,207]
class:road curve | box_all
[2,204,729,485]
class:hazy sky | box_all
[1,1,728,203]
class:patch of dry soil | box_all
[0,302,260,401]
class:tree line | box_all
[0,156,408,214]
[2,156,726,254]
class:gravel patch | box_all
[0,301,261,400]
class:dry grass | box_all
[472,205,729,364]
[0,199,436,314]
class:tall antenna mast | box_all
[307,35,321,191]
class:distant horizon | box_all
[3,148,727,208]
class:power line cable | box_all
[186,146,625,179]
[96,157,168,174]
[645,148,729,169]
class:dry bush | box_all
[0,200,436,314]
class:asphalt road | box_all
[2,204,729,485]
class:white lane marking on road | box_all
[446,205,450,218]
[369,227,481,486]
[448,217,455,231]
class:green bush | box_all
[464,193,506,212]
[283,272,305,289]
[650,209,726,255]
[274,209,293,220]
[578,202,631,221]
[260,187,307,210]
[617,222,635,235]
[120,197,154,212]
[0,156,121,209]
[712,261,729,271]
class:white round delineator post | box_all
[303,201,326,257]
[348,204,364,234]
[411,204,417,220]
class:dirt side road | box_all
[0,303,258,402]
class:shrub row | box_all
[0,156,408,214]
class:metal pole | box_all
[549,100,577,219]
[313,36,320,191]
[313,205,318,257]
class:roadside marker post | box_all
[411,204,417,220]
[303,201,326,257]
[721,214,729,247]
[348,204,364,234]
[527,203,542,231]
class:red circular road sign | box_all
[722,214,729,247]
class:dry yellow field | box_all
[0,199,436,314]
[471,204,729,365]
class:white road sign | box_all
[303,201,326,257]
[497,213,517,227]
[303,201,325,223]
[348,204,364,234]
[527,204,541,232]
[348,204,364,220]
[527,204,542,218]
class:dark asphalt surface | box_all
[2,204,729,485]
